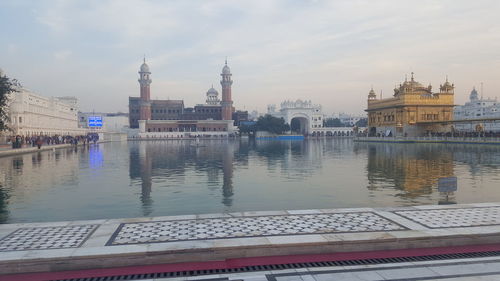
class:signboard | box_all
[88,116,103,128]
[438,176,457,193]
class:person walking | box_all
[36,137,43,149]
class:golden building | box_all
[366,73,454,137]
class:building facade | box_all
[129,98,184,128]
[268,99,324,135]
[130,59,237,137]
[8,89,85,136]
[453,87,500,132]
[366,73,454,137]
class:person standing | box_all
[36,137,43,149]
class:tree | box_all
[0,71,20,131]
[238,122,257,135]
[355,118,368,127]
[323,118,344,127]
[256,115,290,134]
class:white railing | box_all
[355,136,500,143]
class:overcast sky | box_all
[1,0,499,115]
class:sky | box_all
[1,0,499,115]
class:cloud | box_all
[54,50,72,60]
[1,0,500,114]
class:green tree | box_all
[323,118,344,127]
[355,118,368,127]
[0,71,20,131]
[256,115,290,134]
[238,122,257,135]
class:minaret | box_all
[368,86,377,100]
[439,75,454,94]
[220,58,233,120]
[138,57,152,121]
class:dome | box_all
[442,80,452,88]
[140,62,150,73]
[222,64,231,74]
[207,87,219,95]
[470,87,479,101]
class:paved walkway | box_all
[150,256,500,281]
[2,202,500,277]
[0,141,104,157]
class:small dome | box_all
[140,62,150,73]
[207,87,219,95]
[470,87,479,101]
[442,80,452,87]
[222,64,231,74]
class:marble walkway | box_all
[153,256,500,281]
[2,202,500,276]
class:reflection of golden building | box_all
[366,73,454,137]
[365,144,454,198]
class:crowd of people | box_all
[10,133,99,149]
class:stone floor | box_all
[107,212,405,246]
[2,203,500,275]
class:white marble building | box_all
[267,99,324,135]
[7,88,85,136]
[454,87,500,132]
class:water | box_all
[1,139,500,223]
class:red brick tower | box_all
[139,58,152,121]
[220,59,233,120]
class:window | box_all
[19,117,22,123]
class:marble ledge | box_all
[412,202,500,210]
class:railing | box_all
[355,136,500,143]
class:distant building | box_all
[248,110,260,121]
[453,87,500,132]
[129,98,184,128]
[232,110,249,126]
[130,58,237,137]
[366,73,454,137]
[79,112,129,133]
[327,113,365,126]
[267,99,324,135]
[7,88,84,136]
[338,113,364,127]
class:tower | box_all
[470,86,479,101]
[138,58,152,121]
[368,86,377,100]
[439,76,454,94]
[220,59,233,120]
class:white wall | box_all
[8,89,85,136]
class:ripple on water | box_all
[1,140,500,223]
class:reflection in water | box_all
[361,143,454,200]
[130,140,237,215]
[1,140,500,223]
[221,142,234,207]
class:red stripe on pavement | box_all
[2,243,500,281]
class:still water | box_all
[1,139,500,223]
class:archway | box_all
[290,116,309,135]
